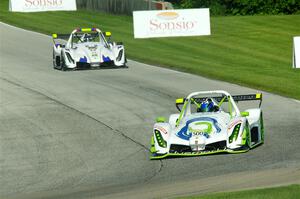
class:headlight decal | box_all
[154,129,167,148]
[65,52,74,63]
[229,123,241,143]
[116,49,123,61]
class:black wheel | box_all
[244,121,251,148]
[60,53,66,71]
[121,55,128,68]
[260,113,264,143]
[52,50,56,69]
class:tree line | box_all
[169,0,300,15]
[76,0,151,15]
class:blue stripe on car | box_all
[102,55,111,62]
[79,56,87,63]
[176,117,221,141]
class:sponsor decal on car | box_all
[228,120,242,130]
[154,126,168,134]
[176,117,221,141]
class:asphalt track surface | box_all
[0,23,300,199]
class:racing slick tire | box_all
[120,55,128,68]
[260,113,264,143]
[60,53,66,71]
[52,50,56,69]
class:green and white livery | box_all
[150,90,264,160]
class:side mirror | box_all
[175,98,184,112]
[156,117,166,123]
[176,98,184,104]
[105,32,112,37]
[241,111,249,117]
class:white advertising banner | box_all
[293,36,300,69]
[9,0,77,12]
[133,8,211,38]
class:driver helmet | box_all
[83,34,92,42]
[200,98,214,112]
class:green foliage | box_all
[171,0,300,15]
[77,0,150,15]
[226,0,300,15]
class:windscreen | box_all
[190,93,235,116]
[71,32,101,46]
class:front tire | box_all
[260,113,264,143]
[53,50,57,69]
[60,53,66,71]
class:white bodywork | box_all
[52,28,126,70]
[151,90,264,159]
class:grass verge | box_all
[0,0,299,99]
[178,184,300,199]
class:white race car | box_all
[52,28,126,70]
[150,90,264,159]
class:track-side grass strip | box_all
[0,0,299,99]
[177,184,300,199]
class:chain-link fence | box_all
[76,0,156,15]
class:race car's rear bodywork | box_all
[150,90,264,160]
[52,28,126,70]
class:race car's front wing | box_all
[150,141,263,160]
[150,148,249,160]
[150,135,261,160]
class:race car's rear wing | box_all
[52,34,70,40]
[176,93,262,111]
[52,33,70,47]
